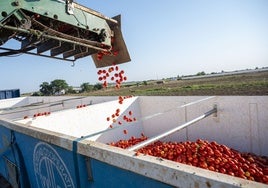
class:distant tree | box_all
[93,83,103,90]
[143,81,148,85]
[39,79,69,96]
[39,82,52,96]
[31,91,41,96]
[66,86,76,94]
[80,82,93,92]
[196,71,206,76]
[50,79,68,94]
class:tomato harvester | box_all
[0,0,130,67]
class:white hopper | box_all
[16,96,143,143]
[11,96,268,156]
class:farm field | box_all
[83,70,268,96]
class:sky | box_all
[1,0,268,93]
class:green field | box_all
[78,70,268,96]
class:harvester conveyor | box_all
[0,0,130,67]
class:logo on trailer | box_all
[33,142,75,188]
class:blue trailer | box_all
[0,96,267,188]
[0,89,20,100]
[0,121,171,188]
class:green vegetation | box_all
[113,81,267,96]
[80,82,93,92]
[37,79,69,96]
[30,70,268,96]
[83,71,268,96]
[35,80,103,96]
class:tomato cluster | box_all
[76,104,87,108]
[96,63,136,135]
[118,95,133,104]
[97,64,127,89]
[105,95,137,134]
[107,108,136,124]
[32,111,51,118]
[108,134,148,149]
[96,62,136,135]
[109,137,268,184]
[24,111,51,119]
[123,111,136,123]
[96,37,118,61]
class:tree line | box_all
[32,79,103,96]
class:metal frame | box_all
[0,0,131,67]
[128,105,218,151]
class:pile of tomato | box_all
[108,137,268,184]
[108,134,147,149]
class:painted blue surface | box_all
[0,89,20,100]
[0,125,172,188]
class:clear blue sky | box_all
[1,0,268,93]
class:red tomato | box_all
[108,137,268,185]
[263,175,268,184]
